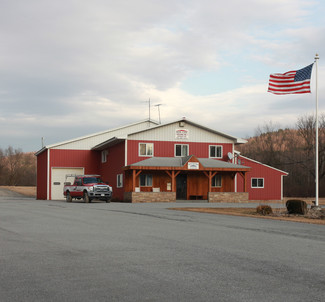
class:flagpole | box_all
[315,53,319,207]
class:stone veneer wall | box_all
[208,192,249,203]
[124,192,176,203]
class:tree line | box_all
[0,147,36,186]
[237,114,325,197]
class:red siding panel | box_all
[36,150,48,200]
[99,142,125,201]
[237,156,287,201]
[50,149,100,170]
[127,140,233,164]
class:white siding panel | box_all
[52,121,154,150]
[128,122,235,143]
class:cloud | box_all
[0,0,323,151]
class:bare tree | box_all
[238,115,325,197]
[4,147,24,185]
[0,146,36,186]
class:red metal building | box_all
[36,119,287,202]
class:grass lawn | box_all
[170,207,325,225]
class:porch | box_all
[123,156,251,203]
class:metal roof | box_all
[35,119,159,155]
[129,156,250,170]
[92,137,125,151]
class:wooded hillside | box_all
[237,114,325,197]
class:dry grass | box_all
[2,186,36,197]
[171,207,325,225]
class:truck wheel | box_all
[66,192,72,202]
[83,192,90,203]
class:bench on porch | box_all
[189,195,204,200]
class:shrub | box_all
[286,199,308,215]
[256,205,273,216]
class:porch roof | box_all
[125,156,250,171]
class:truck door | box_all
[71,178,82,197]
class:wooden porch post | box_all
[132,170,142,192]
[165,170,180,192]
[203,171,217,192]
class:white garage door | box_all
[51,168,84,200]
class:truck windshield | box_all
[83,177,103,184]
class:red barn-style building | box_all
[36,119,288,202]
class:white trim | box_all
[47,149,50,200]
[117,174,123,188]
[235,173,237,192]
[174,144,189,157]
[139,142,154,157]
[251,177,264,188]
[125,139,128,166]
[101,150,108,163]
[209,145,223,159]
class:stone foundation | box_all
[208,192,249,203]
[124,192,176,203]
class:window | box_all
[83,177,103,184]
[101,150,108,163]
[140,174,153,187]
[175,144,189,157]
[209,145,222,158]
[117,174,123,188]
[212,174,222,187]
[251,178,264,188]
[139,143,153,156]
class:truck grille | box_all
[94,186,109,193]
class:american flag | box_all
[268,64,313,95]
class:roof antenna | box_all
[154,103,163,124]
[148,98,151,125]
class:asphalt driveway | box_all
[0,193,324,302]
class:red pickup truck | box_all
[63,175,112,203]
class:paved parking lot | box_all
[0,192,324,302]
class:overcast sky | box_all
[1,0,325,152]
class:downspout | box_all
[125,138,128,166]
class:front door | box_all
[176,174,187,200]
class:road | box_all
[0,189,324,301]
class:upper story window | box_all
[209,145,222,158]
[101,150,108,163]
[212,174,222,187]
[139,143,153,156]
[251,178,264,188]
[175,144,189,157]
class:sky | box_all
[1,0,325,152]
